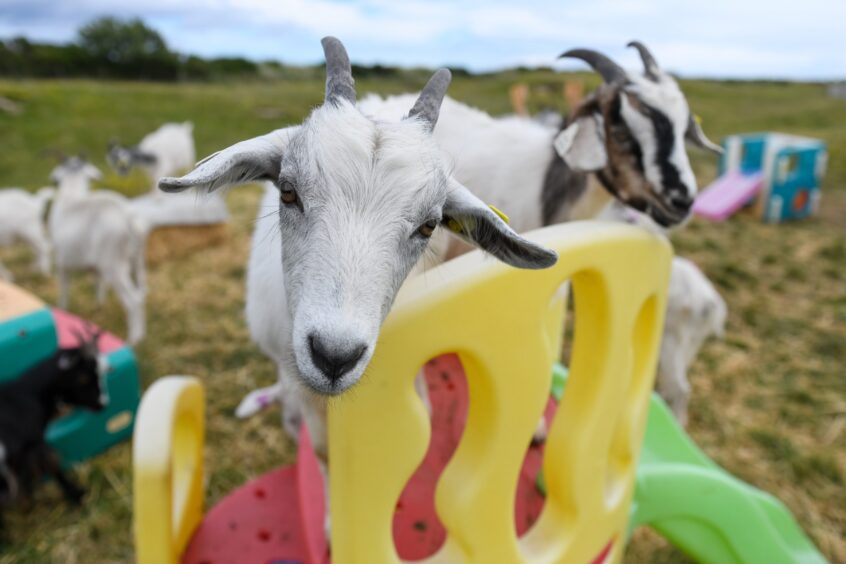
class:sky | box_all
[1,0,844,80]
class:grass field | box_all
[0,73,844,563]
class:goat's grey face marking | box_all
[278,102,450,395]
[604,76,697,226]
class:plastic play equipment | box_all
[0,280,140,465]
[134,221,672,563]
[634,391,825,563]
[694,133,827,223]
[692,170,764,221]
[538,366,825,563]
[132,220,823,562]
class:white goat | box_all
[49,158,148,344]
[160,38,557,479]
[0,187,54,280]
[108,122,196,191]
[659,256,726,424]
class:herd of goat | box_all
[0,38,727,527]
[0,121,197,344]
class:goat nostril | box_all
[308,334,367,383]
[670,193,693,210]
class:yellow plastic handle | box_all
[133,376,206,564]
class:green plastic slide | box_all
[541,365,826,563]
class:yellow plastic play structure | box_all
[133,221,672,563]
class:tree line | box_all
[0,17,449,81]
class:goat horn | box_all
[559,48,627,84]
[321,36,356,105]
[627,40,661,81]
[407,68,452,133]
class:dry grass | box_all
[145,224,229,266]
[0,76,844,562]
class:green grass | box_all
[1,75,845,562]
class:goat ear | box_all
[442,179,557,269]
[158,128,297,193]
[685,115,723,155]
[553,114,607,172]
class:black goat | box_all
[0,330,107,535]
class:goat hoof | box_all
[66,487,86,506]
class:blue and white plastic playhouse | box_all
[694,132,827,223]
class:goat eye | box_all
[280,187,299,206]
[417,219,438,239]
[279,181,302,209]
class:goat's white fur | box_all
[0,187,54,280]
[659,256,726,425]
[360,95,558,232]
[48,159,148,344]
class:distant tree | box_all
[78,17,168,63]
[76,17,178,79]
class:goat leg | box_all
[39,446,84,505]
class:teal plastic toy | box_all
[539,364,825,563]
[0,308,57,382]
[0,284,140,466]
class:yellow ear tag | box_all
[489,204,510,224]
[694,114,703,125]
[447,218,464,234]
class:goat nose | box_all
[308,334,367,383]
[669,193,694,212]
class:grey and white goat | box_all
[159,37,557,465]
[359,40,723,241]
[49,157,148,344]
[108,122,196,191]
[0,187,54,280]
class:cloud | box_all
[0,0,843,79]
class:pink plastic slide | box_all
[693,171,764,221]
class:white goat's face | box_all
[555,42,723,227]
[279,104,453,393]
[49,157,102,185]
[159,37,557,396]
